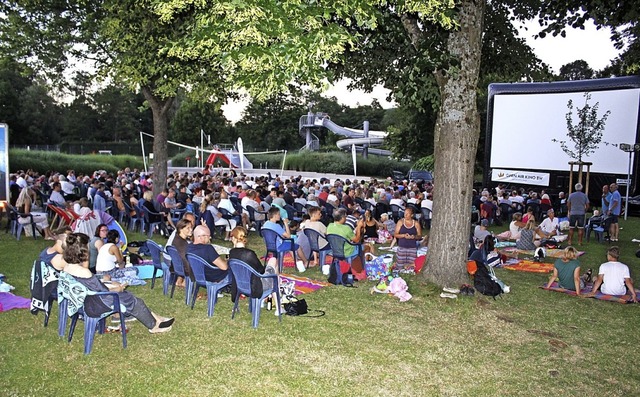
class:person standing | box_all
[607,182,621,242]
[567,183,589,246]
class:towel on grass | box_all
[504,260,554,273]
[0,292,31,312]
[279,274,330,295]
[540,282,639,304]
[500,247,585,259]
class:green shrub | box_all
[9,149,144,175]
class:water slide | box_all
[300,113,392,156]
[205,148,253,169]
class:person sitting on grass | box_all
[516,218,540,250]
[585,246,637,302]
[62,232,175,333]
[546,246,586,295]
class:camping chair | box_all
[261,228,297,273]
[165,245,194,306]
[420,207,432,230]
[9,205,38,240]
[139,204,163,238]
[499,203,512,223]
[326,234,362,285]
[146,239,171,295]
[30,259,67,337]
[228,258,282,329]
[58,272,127,355]
[375,202,390,221]
[245,205,267,236]
[293,202,307,216]
[304,228,332,268]
[201,209,229,240]
[284,204,302,222]
[186,253,231,317]
[390,204,404,222]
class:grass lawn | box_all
[1,217,640,396]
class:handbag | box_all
[284,298,308,316]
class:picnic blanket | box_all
[499,247,585,259]
[268,253,333,268]
[504,260,554,273]
[540,282,639,304]
[279,274,331,295]
[0,292,31,312]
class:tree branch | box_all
[400,13,424,51]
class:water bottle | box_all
[266,297,272,311]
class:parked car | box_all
[407,169,433,183]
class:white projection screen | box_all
[486,77,640,177]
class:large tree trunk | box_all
[421,0,485,287]
[141,86,174,197]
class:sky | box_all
[221,20,622,124]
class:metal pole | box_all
[625,151,631,220]
[140,131,147,173]
[200,129,204,169]
[363,120,369,159]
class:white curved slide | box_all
[319,117,392,156]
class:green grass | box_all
[1,217,640,396]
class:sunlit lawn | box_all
[1,217,639,396]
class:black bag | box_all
[473,260,502,298]
[284,299,308,316]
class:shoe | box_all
[443,287,460,294]
[466,286,475,296]
[158,318,175,329]
[274,307,283,316]
[439,292,458,299]
[149,325,172,334]
[217,292,224,298]
[106,325,129,333]
[250,227,256,232]
[502,285,511,293]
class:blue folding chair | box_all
[165,245,194,306]
[304,228,332,268]
[186,253,231,317]
[139,204,163,238]
[261,228,297,273]
[146,239,170,294]
[58,272,127,355]
[228,258,281,328]
[326,234,362,285]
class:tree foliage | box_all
[558,60,595,81]
[555,92,611,162]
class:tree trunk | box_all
[421,0,485,287]
[141,86,174,197]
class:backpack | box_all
[473,259,503,298]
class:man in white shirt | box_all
[587,246,636,301]
[49,182,66,206]
[538,209,559,238]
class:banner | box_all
[491,168,550,186]
[0,124,7,203]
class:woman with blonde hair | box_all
[516,218,540,250]
[546,246,585,294]
[16,187,56,240]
